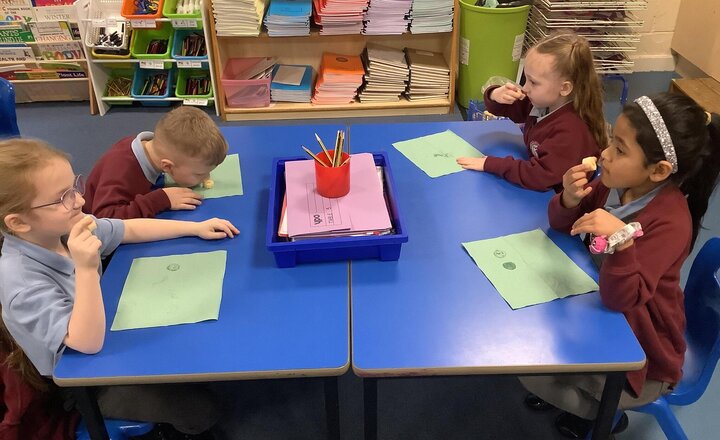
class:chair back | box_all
[0,78,20,138]
[667,237,720,405]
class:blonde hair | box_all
[531,30,608,150]
[0,138,68,390]
[0,138,68,235]
[154,106,228,166]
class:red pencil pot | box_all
[314,150,350,198]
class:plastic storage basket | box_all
[163,0,202,29]
[131,67,175,106]
[85,0,130,55]
[171,29,208,67]
[103,68,135,104]
[130,22,173,67]
[221,58,271,108]
[175,68,213,99]
[121,0,165,22]
[266,152,408,268]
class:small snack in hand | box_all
[86,215,97,233]
[582,156,597,171]
[202,179,214,189]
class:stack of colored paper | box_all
[358,43,409,103]
[283,152,392,240]
[312,52,365,104]
[405,48,450,100]
[363,0,412,35]
[264,0,312,36]
[213,0,269,36]
[409,0,453,34]
[312,0,369,35]
[271,64,314,102]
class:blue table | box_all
[53,125,351,440]
[349,120,646,440]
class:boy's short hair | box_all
[154,106,228,166]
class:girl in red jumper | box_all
[522,92,720,438]
[457,30,606,192]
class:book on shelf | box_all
[271,64,313,103]
[264,0,312,37]
[405,47,450,100]
[359,43,408,102]
[37,40,83,59]
[0,44,34,61]
[0,21,35,42]
[28,20,73,42]
[312,52,365,105]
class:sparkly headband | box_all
[634,96,678,173]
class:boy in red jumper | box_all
[457,31,606,192]
[522,93,720,438]
[83,106,228,219]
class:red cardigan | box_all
[83,136,170,219]
[1,352,78,440]
[483,86,600,193]
[549,180,690,396]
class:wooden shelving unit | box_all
[207,0,459,121]
[76,0,219,115]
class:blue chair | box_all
[621,237,720,440]
[76,419,155,440]
[603,74,629,106]
[0,77,20,138]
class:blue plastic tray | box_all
[266,151,408,268]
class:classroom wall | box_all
[632,0,682,72]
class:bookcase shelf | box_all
[208,0,459,121]
[0,1,89,103]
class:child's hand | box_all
[68,216,101,270]
[195,218,239,240]
[457,156,487,171]
[561,164,594,208]
[489,83,526,105]
[162,187,204,210]
[570,209,626,238]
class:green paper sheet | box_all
[111,251,227,331]
[462,229,599,309]
[165,153,243,199]
[392,130,485,178]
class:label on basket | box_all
[106,18,118,27]
[139,60,164,69]
[460,37,469,66]
[130,19,156,29]
[91,19,106,27]
[512,33,524,62]
[183,98,209,106]
[177,60,203,68]
[171,19,197,28]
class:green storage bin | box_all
[457,0,531,108]
[103,68,135,105]
[175,68,213,99]
[130,22,173,68]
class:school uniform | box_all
[521,179,689,419]
[483,86,601,193]
[0,221,219,434]
[83,132,170,219]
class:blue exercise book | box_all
[267,0,312,16]
[271,64,313,91]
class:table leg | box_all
[592,372,625,440]
[324,376,340,440]
[72,387,109,440]
[363,378,378,440]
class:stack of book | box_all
[358,44,408,103]
[312,0,369,35]
[271,64,313,103]
[312,52,364,105]
[362,0,412,35]
[213,0,269,36]
[281,152,392,240]
[264,0,312,36]
[405,48,450,100]
[408,0,454,34]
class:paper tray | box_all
[266,151,408,268]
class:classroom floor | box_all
[14,71,720,439]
